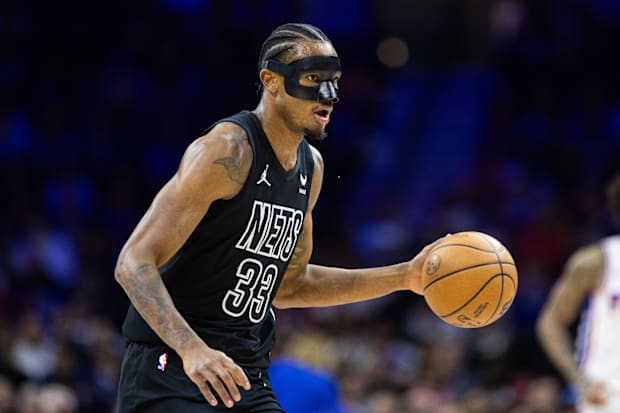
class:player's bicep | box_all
[273,145,323,306]
[286,214,314,275]
[542,270,589,326]
[119,125,251,268]
[541,247,603,326]
[273,213,314,306]
[123,177,215,267]
[273,216,316,309]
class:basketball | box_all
[422,231,518,328]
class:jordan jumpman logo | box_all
[256,163,272,187]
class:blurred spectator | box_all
[269,329,343,413]
[12,382,78,413]
[14,382,39,413]
[362,384,403,413]
[38,383,78,413]
[509,376,564,413]
[0,375,14,413]
[10,313,58,382]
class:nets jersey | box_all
[121,110,315,370]
[577,235,620,413]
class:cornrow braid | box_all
[258,23,331,72]
[256,23,331,94]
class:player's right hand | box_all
[179,341,251,408]
[407,234,450,295]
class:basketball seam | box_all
[432,243,496,253]
[475,232,505,324]
[438,273,504,318]
[500,274,517,287]
[427,271,517,296]
[423,262,515,292]
[437,274,517,319]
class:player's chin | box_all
[303,127,328,141]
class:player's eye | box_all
[306,74,319,82]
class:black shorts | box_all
[117,342,284,413]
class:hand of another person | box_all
[407,235,449,295]
[180,341,251,408]
[582,379,609,406]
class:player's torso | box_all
[577,235,620,388]
[163,111,312,322]
[122,111,314,364]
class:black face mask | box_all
[261,56,341,103]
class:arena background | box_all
[2,1,620,412]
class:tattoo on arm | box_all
[123,263,195,347]
[287,240,307,273]
[134,263,156,277]
[214,133,252,185]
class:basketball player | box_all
[537,172,620,413]
[114,23,442,413]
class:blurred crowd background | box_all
[2,0,620,412]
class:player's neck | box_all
[253,103,301,172]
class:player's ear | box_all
[259,69,280,95]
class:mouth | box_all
[313,108,332,125]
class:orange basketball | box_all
[422,231,518,328]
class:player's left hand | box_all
[407,235,449,295]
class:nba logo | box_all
[157,353,168,372]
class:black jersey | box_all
[121,110,315,369]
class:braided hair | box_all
[256,23,331,93]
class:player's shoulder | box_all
[178,121,253,194]
[185,122,252,171]
[569,243,604,269]
[304,143,324,207]
[307,143,324,172]
[564,243,604,290]
[195,121,252,158]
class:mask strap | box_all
[261,60,294,76]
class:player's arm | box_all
[273,147,439,309]
[536,245,604,387]
[114,122,251,407]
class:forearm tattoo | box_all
[287,232,310,274]
[124,263,194,347]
